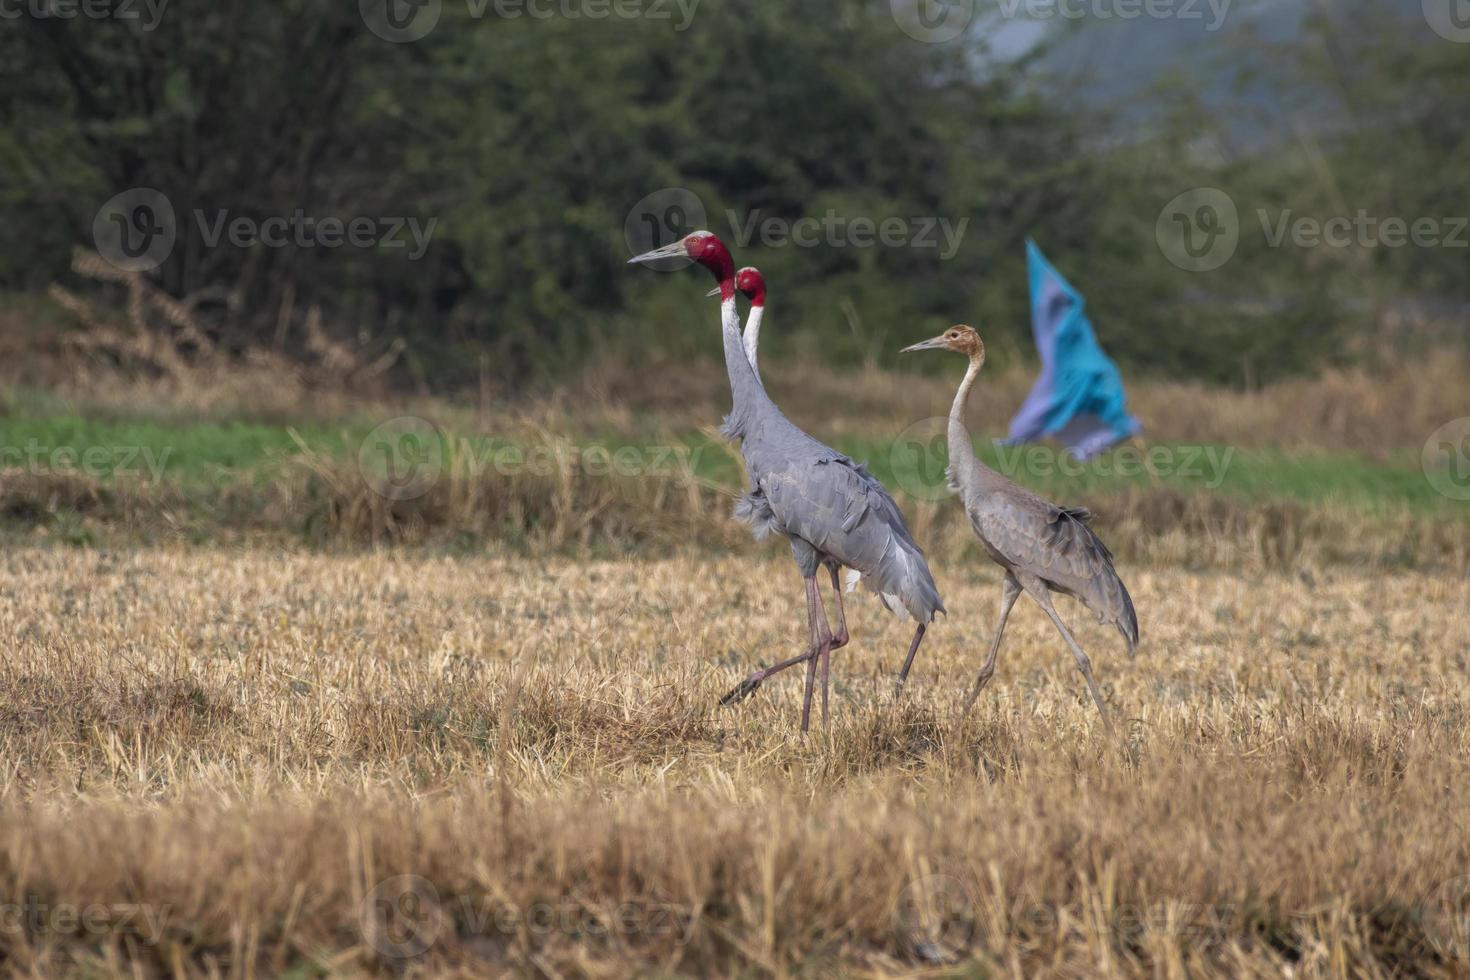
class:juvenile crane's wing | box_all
[971,489,1138,651]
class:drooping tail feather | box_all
[1116,580,1139,654]
[854,537,944,624]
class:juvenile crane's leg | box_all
[1034,590,1116,737]
[962,573,1022,716]
[893,623,927,699]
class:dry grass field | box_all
[1,318,1468,975]
[2,545,1469,976]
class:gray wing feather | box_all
[752,452,943,623]
[728,394,943,623]
[971,490,1138,651]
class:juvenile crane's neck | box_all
[947,354,983,470]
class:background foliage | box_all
[2,0,1467,389]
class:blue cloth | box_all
[1004,239,1140,460]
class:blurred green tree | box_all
[1,0,1465,389]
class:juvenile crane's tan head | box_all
[900,324,985,363]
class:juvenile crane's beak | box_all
[900,335,949,353]
[626,240,688,265]
[705,285,723,297]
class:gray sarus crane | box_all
[901,324,1137,735]
[629,232,944,731]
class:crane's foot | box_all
[719,676,763,706]
[719,642,824,707]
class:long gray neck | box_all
[722,295,774,434]
[743,305,763,383]
[948,355,982,472]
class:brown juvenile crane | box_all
[901,325,1138,735]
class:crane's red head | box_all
[627,230,736,298]
[735,267,765,307]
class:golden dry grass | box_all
[1,546,1468,976]
[9,300,1468,457]
[584,348,1470,457]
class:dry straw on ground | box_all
[1,546,1468,976]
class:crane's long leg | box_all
[801,637,818,731]
[826,563,849,650]
[961,573,1022,716]
[720,647,812,705]
[719,567,846,707]
[1033,590,1116,738]
[799,576,835,732]
[820,641,831,726]
[816,581,835,726]
[893,623,927,699]
[817,564,848,728]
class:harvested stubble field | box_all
[2,545,1469,977]
[1,337,1469,975]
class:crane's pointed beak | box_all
[705,285,722,297]
[900,335,949,353]
[627,241,689,265]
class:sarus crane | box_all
[708,267,765,379]
[736,266,765,379]
[629,233,944,730]
[720,265,869,689]
[901,325,1137,735]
